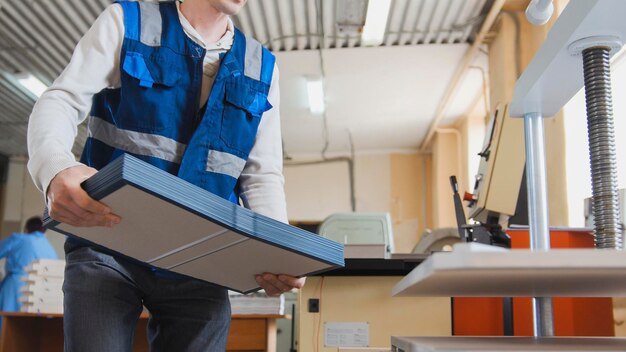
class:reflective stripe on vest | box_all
[88,116,186,164]
[206,150,246,179]
[244,35,262,80]
[139,2,162,46]
[120,1,162,46]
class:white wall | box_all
[431,132,461,228]
[276,44,485,156]
[1,157,65,258]
[284,154,391,222]
[564,56,626,227]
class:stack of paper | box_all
[45,154,344,293]
[19,259,65,314]
[229,290,284,315]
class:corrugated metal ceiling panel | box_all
[235,0,488,51]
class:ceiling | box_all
[278,45,488,156]
[0,0,492,158]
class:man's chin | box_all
[215,0,247,16]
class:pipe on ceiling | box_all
[419,0,506,152]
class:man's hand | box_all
[255,273,306,297]
[47,165,121,227]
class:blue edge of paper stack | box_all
[43,154,345,292]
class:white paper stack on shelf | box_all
[229,290,284,315]
[19,259,65,314]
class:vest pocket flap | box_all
[148,61,182,87]
[122,51,181,88]
[224,84,272,116]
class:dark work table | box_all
[313,254,429,276]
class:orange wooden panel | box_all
[452,297,504,335]
[0,315,63,352]
[453,230,614,337]
[508,229,595,249]
[0,313,282,352]
[226,318,267,351]
[0,314,148,352]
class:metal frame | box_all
[511,0,626,336]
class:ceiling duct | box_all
[335,0,368,35]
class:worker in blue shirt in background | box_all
[0,216,58,312]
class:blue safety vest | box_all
[80,0,275,203]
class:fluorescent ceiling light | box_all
[17,74,48,98]
[361,0,392,46]
[306,78,325,115]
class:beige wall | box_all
[431,132,462,229]
[390,153,431,253]
[283,155,393,221]
[284,160,356,221]
[0,157,65,258]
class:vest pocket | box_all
[119,51,183,133]
[220,83,272,154]
[122,51,182,88]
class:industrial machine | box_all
[465,105,526,226]
[391,0,626,350]
[318,212,395,258]
[450,175,511,249]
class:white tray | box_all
[392,243,626,297]
[391,336,626,351]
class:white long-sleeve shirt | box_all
[27,3,288,222]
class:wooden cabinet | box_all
[0,312,286,352]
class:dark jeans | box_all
[63,245,231,352]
